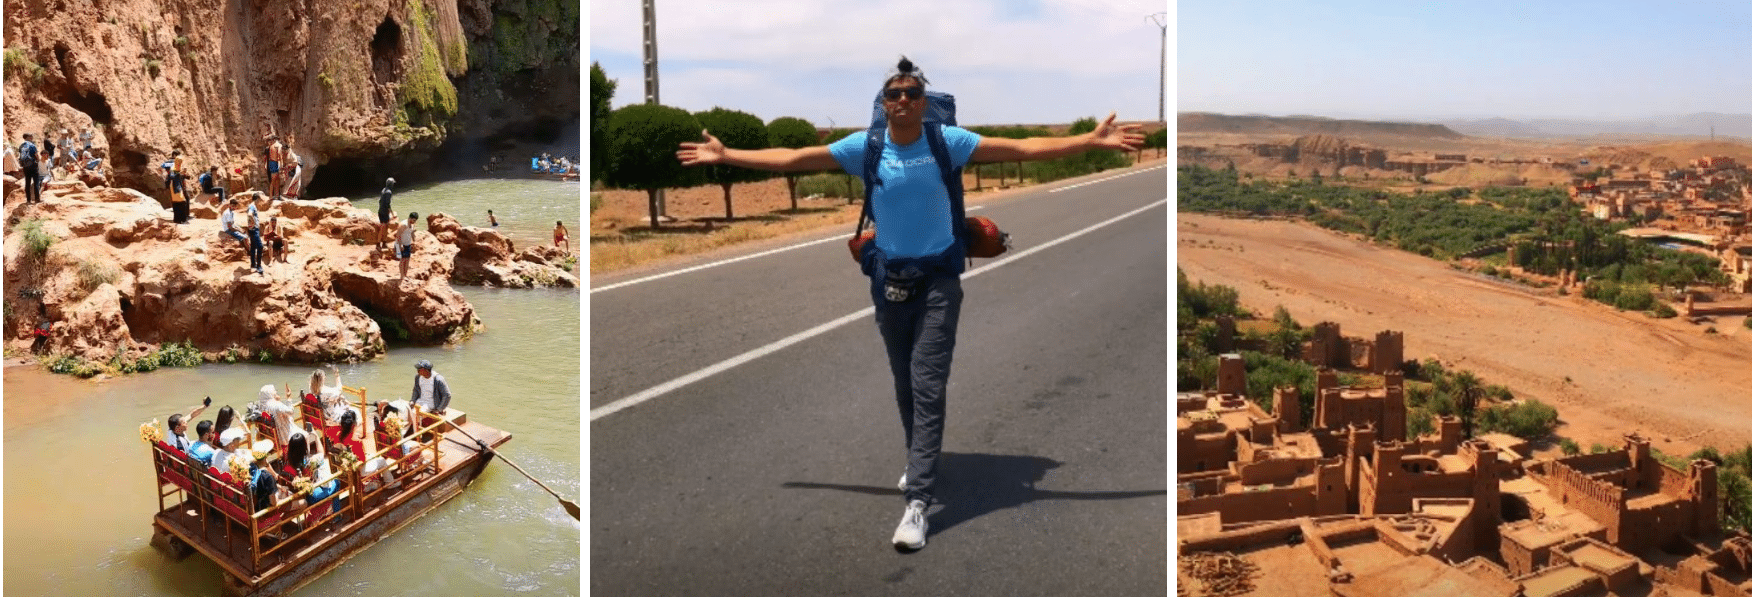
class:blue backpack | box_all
[17,141,37,170]
[854,90,969,273]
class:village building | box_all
[1179,353,1730,597]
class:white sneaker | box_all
[892,499,928,550]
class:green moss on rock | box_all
[401,0,459,121]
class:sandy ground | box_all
[1177,213,1752,456]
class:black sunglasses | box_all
[883,86,925,101]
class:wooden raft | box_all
[147,386,512,597]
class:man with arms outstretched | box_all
[679,57,1143,551]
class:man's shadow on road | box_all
[781,452,1166,537]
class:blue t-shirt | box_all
[189,441,215,463]
[829,126,982,259]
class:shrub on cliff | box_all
[693,107,772,220]
[3,48,44,81]
[18,219,55,259]
[767,117,820,209]
[603,104,704,228]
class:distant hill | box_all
[1178,112,1464,139]
[1443,113,1752,139]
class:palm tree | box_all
[1452,370,1482,439]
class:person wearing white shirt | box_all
[220,198,246,245]
[254,384,300,446]
[210,427,248,471]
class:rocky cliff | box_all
[1,175,574,371]
[2,0,578,196]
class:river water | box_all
[3,179,582,596]
[349,178,584,254]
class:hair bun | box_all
[897,56,914,74]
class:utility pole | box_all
[1148,13,1167,124]
[642,0,660,104]
[642,0,667,218]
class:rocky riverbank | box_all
[2,175,575,373]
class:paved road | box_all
[590,167,1168,596]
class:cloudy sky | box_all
[590,0,1167,129]
[1178,0,1752,121]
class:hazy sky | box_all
[1178,0,1752,121]
[590,0,1166,129]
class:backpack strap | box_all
[856,128,884,236]
[923,123,971,269]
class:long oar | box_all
[451,422,581,521]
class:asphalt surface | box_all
[590,167,1168,596]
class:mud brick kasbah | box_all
[1176,327,1750,597]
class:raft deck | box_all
[151,415,511,597]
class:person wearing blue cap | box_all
[410,359,451,415]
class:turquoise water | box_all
[4,180,582,596]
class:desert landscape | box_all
[1175,112,1752,597]
[1178,212,1752,454]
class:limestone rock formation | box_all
[425,212,576,288]
[2,185,489,368]
[2,0,578,196]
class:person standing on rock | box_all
[677,56,1144,551]
[17,133,42,204]
[410,359,452,415]
[377,177,396,252]
[246,198,265,274]
[397,211,418,282]
[553,221,569,254]
[168,154,190,224]
[281,140,304,199]
[38,131,56,182]
[57,130,73,171]
[265,135,284,198]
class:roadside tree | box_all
[604,104,703,228]
[693,107,772,220]
[589,63,616,184]
[765,116,819,211]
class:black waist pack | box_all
[883,266,925,303]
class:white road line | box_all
[589,205,985,294]
[590,197,1168,422]
[1048,165,1166,193]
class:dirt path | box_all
[1178,213,1752,456]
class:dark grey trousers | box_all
[874,273,963,505]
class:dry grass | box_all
[590,201,862,273]
[590,155,1169,276]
